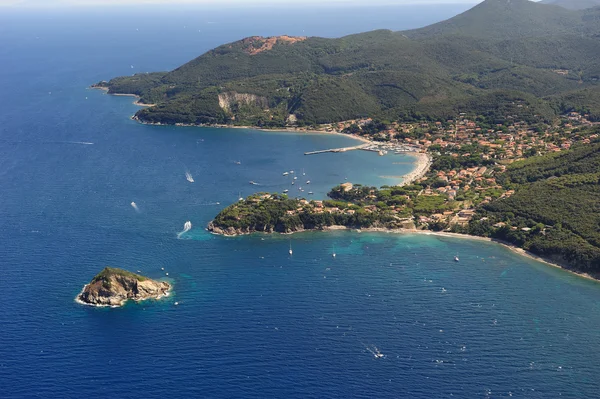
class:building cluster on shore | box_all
[298,110,599,230]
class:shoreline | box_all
[208,226,600,283]
[390,230,600,284]
[92,86,418,167]
[90,86,155,107]
[130,114,373,144]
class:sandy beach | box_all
[398,152,432,186]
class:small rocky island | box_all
[77,267,170,307]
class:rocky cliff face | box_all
[217,92,268,113]
[77,267,170,307]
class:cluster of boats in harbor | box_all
[362,143,420,155]
[281,169,313,195]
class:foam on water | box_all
[177,220,193,238]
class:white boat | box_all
[306,180,311,184]
[249,181,258,185]
[332,244,336,258]
[289,242,293,255]
[283,172,289,176]
[308,191,314,195]
[185,171,194,183]
[454,255,459,262]
[292,181,295,185]
[290,171,294,174]
[283,189,289,193]
[302,169,306,176]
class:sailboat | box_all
[289,242,293,256]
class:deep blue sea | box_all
[1,4,600,398]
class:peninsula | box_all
[76,267,171,307]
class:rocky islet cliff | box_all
[77,267,170,307]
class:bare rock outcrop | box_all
[77,267,170,307]
[217,92,268,113]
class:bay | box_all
[1,4,600,398]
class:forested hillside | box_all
[97,0,600,127]
[466,142,600,275]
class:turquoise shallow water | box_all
[1,5,600,398]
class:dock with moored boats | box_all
[304,142,420,156]
[304,143,370,155]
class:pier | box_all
[304,142,420,156]
[304,143,370,155]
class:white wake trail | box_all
[177,221,192,238]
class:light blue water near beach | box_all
[1,4,600,398]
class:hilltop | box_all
[96,0,600,127]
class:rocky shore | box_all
[206,221,415,237]
[76,267,170,307]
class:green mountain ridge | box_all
[540,0,600,11]
[98,0,600,127]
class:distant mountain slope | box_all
[97,0,600,127]
[406,0,584,39]
[540,0,600,10]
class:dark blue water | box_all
[2,4,600,398]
